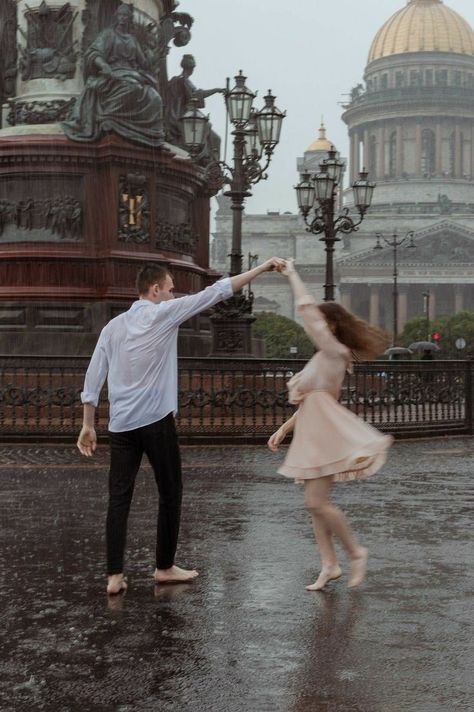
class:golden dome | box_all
[307,122,333,152]
[368,0,474,64]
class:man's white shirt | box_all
[81,278,233,432]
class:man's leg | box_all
[107,429,142,592]
[142,414,198,583]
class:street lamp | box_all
[295,150,375,301]
[182,70,286,355]
[374,231,416,345]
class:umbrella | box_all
[408,341,440,352]
[384,347,413,356]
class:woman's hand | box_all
[267,427,286,452]
[281,258,296,276]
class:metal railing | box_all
[0,356,472,442]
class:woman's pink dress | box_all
[278,296,393,482]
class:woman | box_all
[268,260,392,591]
[63,4,164,147]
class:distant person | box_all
[77,257,286,595]
[421,349,434,360]
[268,260,392,591]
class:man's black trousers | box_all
[106,413,182,574]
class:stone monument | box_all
[0,1,222,356]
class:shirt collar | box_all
[130,299,155,311]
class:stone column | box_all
[435,123,443,175]
[378,125,385,178]
[415,122,422,177]
[454,125,462,178]
[353,131,361,182]
[471,125,474,178]
[340,287,352,312]
[454,286,464,313]
[363,128,370,172]
[396,125,403,177]
[429,289,436,321]
[398,289,408,331]
[369,285,380,327]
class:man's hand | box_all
[77,425,97,457]
[229,256,286,293]
[263,257,287,273]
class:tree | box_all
[400,310,474,357]
[253,312,314,359]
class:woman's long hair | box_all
[318,302,389,360]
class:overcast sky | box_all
[168,0,474,215]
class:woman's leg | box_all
[304,476,367,589]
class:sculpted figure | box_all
[63,4,164,147]
[166,54,224,160]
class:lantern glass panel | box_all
[314,171,335,202]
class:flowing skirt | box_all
[278,390,393,482]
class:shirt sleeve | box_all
[80,330,109,407]
[158,277,233,327]
[296,295,349,358]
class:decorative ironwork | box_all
[19,1,78,81]
[7,98,76,126]
[213,293,254,318]
[0,357,471,441]
[118,174,150,244]
[0,0,18,100]
[155,221,198,255]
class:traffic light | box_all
[431,331,441,342]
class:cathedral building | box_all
[212,0,474,336]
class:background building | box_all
[213,0,474,333]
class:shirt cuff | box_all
[81,391,99,407]
[217,277,233,299]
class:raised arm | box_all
[230,257,286,292]
[282,259,348,357]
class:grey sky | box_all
[168,0,474,215]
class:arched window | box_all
[388,131,397,177]
[449,131,455,176]
[421,129,435,176]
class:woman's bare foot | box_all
[107,573,127,595]
[348,547,368,588]
[306,565,342,591]
[154,565,199,584]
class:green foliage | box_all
[400,310,474,357]
[253,311,314,359]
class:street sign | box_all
[455,338,466,350]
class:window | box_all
[425,69,433,86]
[381,74,388,89]
[395,71,404,88]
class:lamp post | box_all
[295,150,375,301]
[423,290,431,341]
[374,231,416,345]
[181,71,286,355]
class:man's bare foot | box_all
[107,573,127,595]
[306,565,342,591]
[348,547,368,588]
[154,565,199,584]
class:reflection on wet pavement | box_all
[1,439,473,711]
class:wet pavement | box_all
[1,439,473,712]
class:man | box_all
[77,258,285,594]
